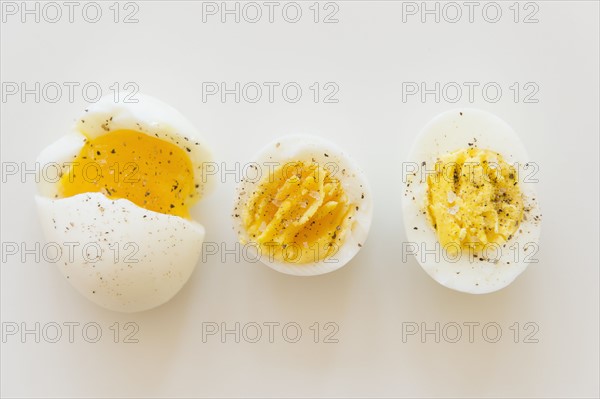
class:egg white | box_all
[36,93,213,312]
[402,109,542,294]
[36,193,205,313]
[233,135,373,276]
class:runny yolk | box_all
[59,129,198,218]
[426,148,524,256]
[241,161,355,264]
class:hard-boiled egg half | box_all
[35,93,213,312]
[403,109,542,294]
[233,135,373,276]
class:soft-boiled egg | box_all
[233,135,373,276]
[402,109,542,294]
[35,93,213,312]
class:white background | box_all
[1,1,599,397]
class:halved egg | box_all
[402,109,542,294]
[35,93,213,312]
[233,135,373,276]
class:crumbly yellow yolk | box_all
[59,129,197,218]
[426,148,523,255]
[242,161,355,264]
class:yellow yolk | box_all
[59,129,198,218]
[241,161,355,264]
[426,148,523,255]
